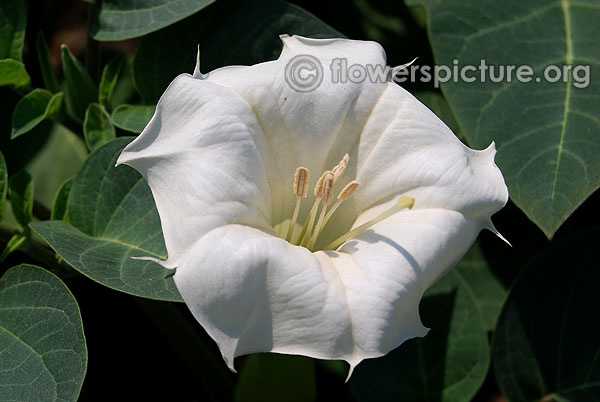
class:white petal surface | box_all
[117,75,272,268]
[353,83,507,221]
[204,36,390,225]
[174,207,480,373]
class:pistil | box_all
[295,171,330,246]
[324,196,415,250]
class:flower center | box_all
[277,154,414,251]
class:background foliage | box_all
[0,0,598,401]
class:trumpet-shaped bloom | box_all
[117,35,508,376]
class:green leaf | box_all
[493,227,600,401]
[61,45,98,123]
[0,0,26,61]
[31,138,182,301]
[0,264,87,402]
[36,32,60,93]
[8,170,33,228]
[90,0,216,41]
[0,233,26,263]
[454,241,507,331]
[26,124,88,210]
[235,354,316,402]
[409,0,600,238]
[99,55,124,109]
[0,59,30,88]
[350,270,489,402]
[111,104,155,133]
[84,103,116,151]
[0,152,6,222]
[133,0,342,102]
[51,178,73,221]
[11,89,63,139]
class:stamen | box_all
[331,153,349,183]
[312,181,360,242]
[308,174,335,249]
[324,196,415,250]
[305,172,333,250]
[294,171,332,245]
[295,198,320,245]
[286,167,309,241]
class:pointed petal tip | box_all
[345,359,362,383]
[223,354,237,373]
[193,44,206,79]
[131,255,177,269]
[486,221,512,247]
[477,141,497,158]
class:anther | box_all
[332,154,349,183]
[338,180,359,200]
[321,174,335,206]
[293,167,309,198]
[314,170,331,198]
[286,167,310,241]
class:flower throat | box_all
[279,154,414,251]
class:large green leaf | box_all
[350,269,489,402]
[0,264,87,402]
[0,0,26,61]
[11,89,63,139]
[90,0,216,41]
[409,0,600,238]
[31,138,182,302]
[111,104,155,133]
[493,227,600,401]
[133,0,342,102]
[235,354,316,402]
[61,45,98,123]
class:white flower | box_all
[117,35,508,378]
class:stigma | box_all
[280,154,414,251]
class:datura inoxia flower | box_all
[117,35,508,377]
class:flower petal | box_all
[203,36,391,222]
[117,74,272,268]
[354,83,508,221]
[173,206,476,375]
